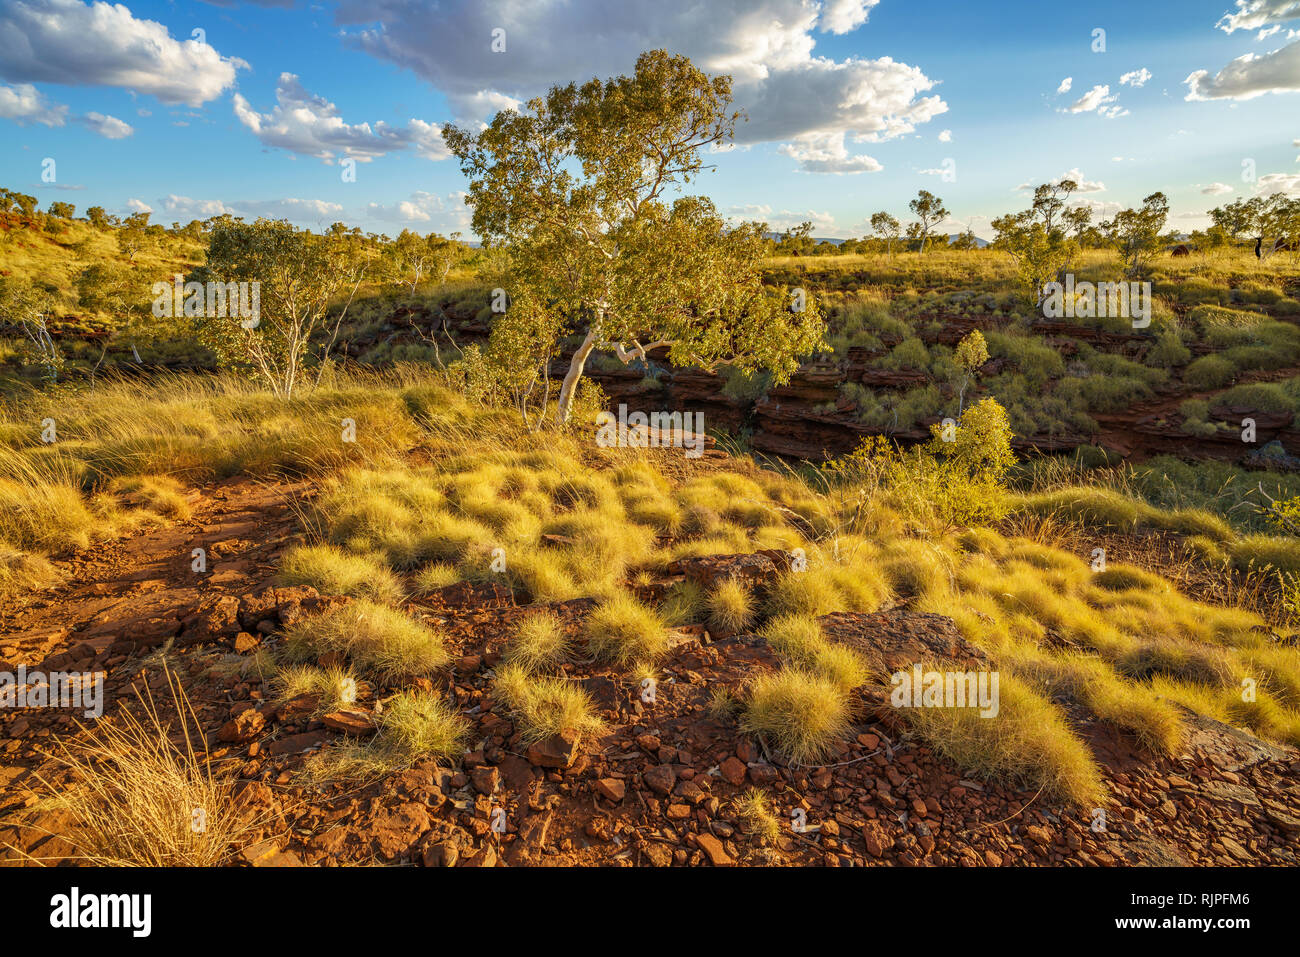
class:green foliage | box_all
[1183,355,1235,390]
[444,50,826,425]
[192,218,373,399]
[828,397,1016,532]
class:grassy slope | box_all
[3,367,1298,806]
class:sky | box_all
[0,0,1297,240]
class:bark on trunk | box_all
[556,325,602,427]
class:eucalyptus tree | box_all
[444,50,825,426]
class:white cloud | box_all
[333,0,947,169]
[777,130,883,174]
[1186,39,1300,99]
[1260,25,1283,38]
[1119,68,1152,87]
[1056,77,1073,94]
[726,203,835,232]
[79,111,132,138]
[0,81,66,125]
[1201,182,1235,194]
[159,195,233,219]
[125,198,152,214]
[365,190,464,224]
[819,0,879,34]
[0,0,247,106]
[158,194,344,223]
[938,128,951,142]
[1016,168,1105,193]
[1068,84,1116,113]
[233,73,449,162]
[1258,171,1300,193]
[1217,1,1300,34]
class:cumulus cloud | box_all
[0,0,247,106]
[332,0,946,169]
[938,128,951,141]
[125,198,152,214]
[1217,0,1300,34]
[233,73,449,162]
[1201,182,1236,194]
[1185,39,1300,99]
[1119,68,1152,87]
[1056,77,1073,94]
[726,204,835,232]
[158,194,344,223]
[79,111,132,138]
[1016,168,1105,193]
[0,81,66,125]
[365,190,472,230]
[1068,84,1116,113]
[819,0,879,34]
[1258,171,1300,193]
[777,131,882,174]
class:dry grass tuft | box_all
[27,669,257,865]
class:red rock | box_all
[719,756,748,786]
[471,766,500,795]
[594,778,626,803]
[218,708,265,744]
[1026,825,1053,846]
[526,729,580,768]
[321,709,376,736]
[369,803,432,859]
[696,832,732,866]
[643,764,677,796]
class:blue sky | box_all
[1,0,1297,239]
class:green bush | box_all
[1183,355,1234,390]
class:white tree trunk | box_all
[556,325,602,427]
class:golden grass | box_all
[583,591,670,664]
[741,668,852,765]
[27,669,257,865]
[303,689,468,781]
[906,672,1104,806]
[493,662,606,743]
[278,543,404,603]
[733,788,781,843]
[707,579,755,633]
[283,599,449,682]
[503,609,571,673]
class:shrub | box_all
[1183,355,1234,390]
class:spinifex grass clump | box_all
[708,579,756,633]
[584,592,670,663]
[283,599,449,681]
[493,663,605,744]
[31,668,256,866]
[278,543,404,603]
[740,668,852,766]
[302,689,469,782]
[503,610,571,673]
